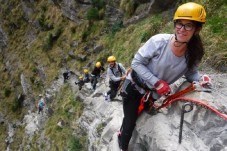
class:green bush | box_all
[11,97,23,112]
[208,17,225,34]
[30,76,36,84]
[86,8,100,21]
[96,122,107,136]
[81,30,90,42]
[32,66,38,73]
[68,137,84,151]
[120,0,137,17]
[91,0,105,10]
[38,14,47,30]
[43,33,54,51]
[38,14,53,31]
[70,26,76,33]
[140,32,150,43]
[111,20,124,36]
[52,28,63,41]
[4,88,11,97]
[41,5,47,12]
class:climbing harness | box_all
[179,102,193,144]
[138,91,153,115]
[110,63,123,77]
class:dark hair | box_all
[185,22,204,69]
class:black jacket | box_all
[91,67,105,77]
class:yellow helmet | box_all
[173,2,206,23]
[107,56,116,62]
[95,62,101,68]
[84,69,89,74]
[79,76,83,80]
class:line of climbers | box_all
[73,61,105,91]
[68,55,127,102]
[60,2,215,151]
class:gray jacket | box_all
[130,34,200,97]
[107,63,126,82]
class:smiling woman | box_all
[173,20,197,48]
[173,2,206,69]
[117,2,211,151]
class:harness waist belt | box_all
[131,70,150,91]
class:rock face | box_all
[129,92,227,151]
[77,76,227,151]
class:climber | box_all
[63,69,74,82]
[117,2,212,151]
[90,61,105,91]
[38,95,45,114]
[104,56,126,101]
[83,69,90,83]
[75,76,85,90]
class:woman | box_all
[118,2,211,151]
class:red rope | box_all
[156,83,196,110]
[157,97,227,120]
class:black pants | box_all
[119,79,143,150]
[63,72,69,80]
[107,81,121,100]
[38,106,43,114]
[91,76,98,90]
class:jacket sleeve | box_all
[131,37,160,88]
[107,65,122,82]
[107,68,119,82]
[184,66,200,82]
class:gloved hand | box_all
[155,80,171,96]
[200,75,212,88]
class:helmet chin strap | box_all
[174,34,188,47]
